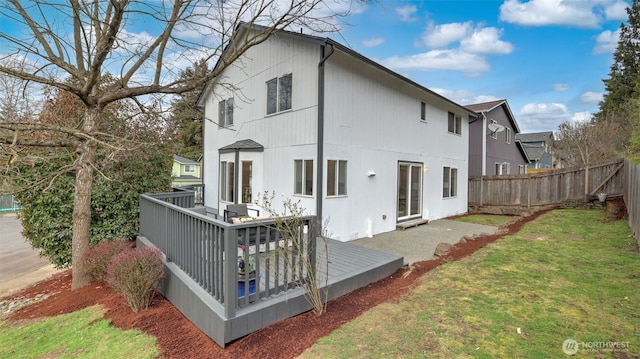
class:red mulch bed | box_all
[3,209,553,358]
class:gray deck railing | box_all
[139,192,317,318]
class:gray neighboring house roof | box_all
[515,131,554,163]
[173,154,200,164]
[465,99,521,133]
[515,131,553,143]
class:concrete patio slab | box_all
[350,219,499,265]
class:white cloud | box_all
[362,37,385,48]
[429,88,499,105]
[580,91,604,104]
[571,111,593,122]
[498,0,622,28]
[553,83,570,91]
[382,49,489,77]
[422,21,473,48]
[422,21,514,55]
[603,0,630,20]
[407,21,513,76]
[395,5,418,23]
[460,27,514,55]
[518,102,573,131]
[593,28,620,54]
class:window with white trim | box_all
[506,127,511,144]
[267,74,292,115]
[448,112,462,135]
[241,161,252,203]
[443,166,458,198]
[294,159,313,196]
[420,101,426,122]
[218,98,234,127]
[185,165,195,173]
[495,162,510,175]
[220,161,234,202]
[327,160,347,196]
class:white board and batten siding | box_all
[203,31,469,241]
[321,50,469,240]
[202,32,321,214]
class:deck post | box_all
[309,218,318,278]
[223,226,237,319]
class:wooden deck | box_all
[138,235,403,347]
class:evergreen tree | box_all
[170,60,209,161]
[597,0,640,120]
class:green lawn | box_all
[0,305,159,358]
[302,209,640,358]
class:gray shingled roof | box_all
[465,99,505,113]
[521,146,545,161]
[515,131,553,143]
[219,139,264,152]
[173,154,200,164]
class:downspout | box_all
[481,112,487,176]
[234,149,240,204]
[316,42,335,225]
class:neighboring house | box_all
[466,99,529,176]
[515,131,556,170]
[172,154,202,187]
[197,23,475,241]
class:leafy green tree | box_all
[597,0,640,120]
[13,88,172,268]
[170,60,208,161]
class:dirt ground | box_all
[3,209,556,359]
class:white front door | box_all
[397,162,422,221]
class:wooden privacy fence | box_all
[624,159,640,244]
[469,160,625,207]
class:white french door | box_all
[397,162,422,221]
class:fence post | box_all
[480,177,484,206]
[527,177,531,208]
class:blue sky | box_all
[0,0,629,135]
[329,0,630,133]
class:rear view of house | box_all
[198,23,475,241]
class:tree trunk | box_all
[71,108,97,290]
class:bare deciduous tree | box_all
[554,119,622,194]
[0,0,356,289]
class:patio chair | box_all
[224,203,260,223]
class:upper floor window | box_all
[327,160,347,196]
[506,128,511,144]
[490,119,498,139]
[185,165,195,173]
[218,98,234,127]
[294,159,313,196]
[420,101,426,122]
[267,74,292,115]
[448,112,461,135]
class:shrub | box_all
[81,240,133,283]
[107,247,165,312]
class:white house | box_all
[198,23,475,241]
